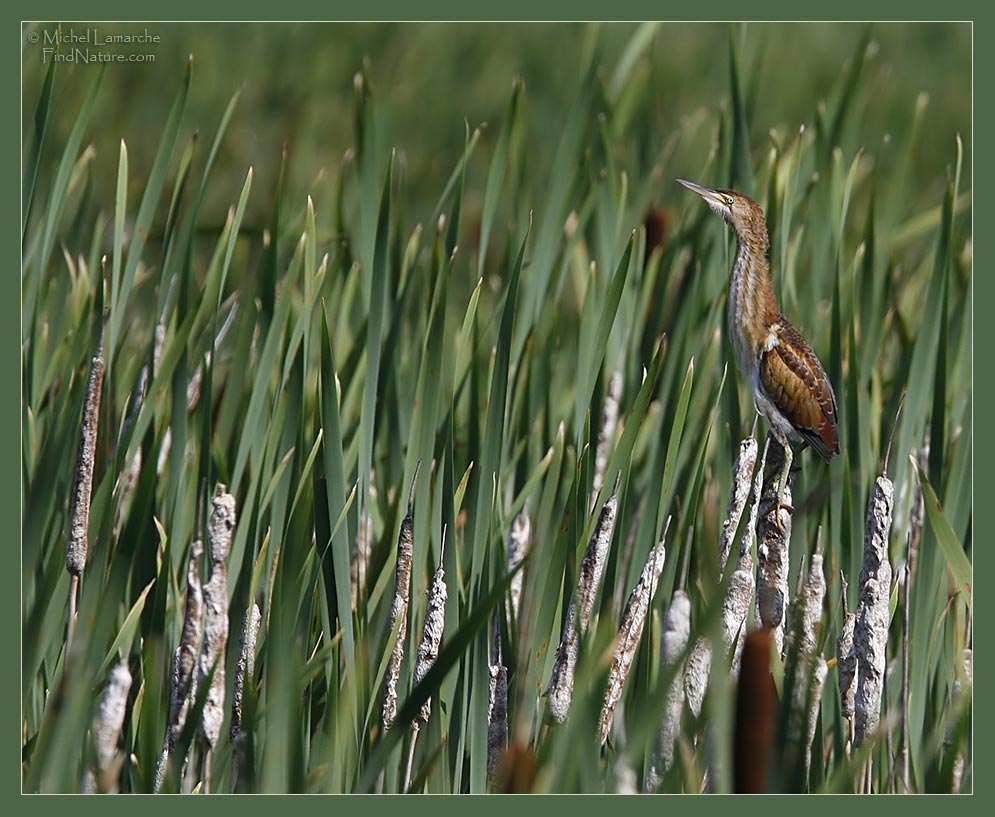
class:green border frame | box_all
[5,4,981,811]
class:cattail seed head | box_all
[803,657,829,780]
[155,538,204,791]
[208,484,236,562]
[837,573,857,720]
[756,437,793,655]
[791,553,827,659]
[785,552,829,779]
[854,475,894,745]
[719,435,759,572]
[230,603,261,742]
[413,545,447,726]
[591,370,623,509]
[82,660,132,793]
[199,485,236,748]
[67,344,105,576]
[722,560,756,671]
[684,637,711,718]
[647,590,691,787]
[382,470,418,732]
[598,523,668,744]
[507,512,531,623]
[546,481,619,723]
[487,663,509,778]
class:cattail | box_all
[719,435,759,572]
[644,206,669,262]
[228,602,260,793]
[229,603,261,743]
[791,552,827,659]
[413,531,448,726]
[403,528,447,797]
[837,573,857,724]
[803,658,828,782]
[786,551,827,782]
[154,538,204,793]
[722,560,756,676]
[724,440,767,673]
[487,664,509,780]
[506,512,531,624]
[685,441,767,716]
[491,743,537,794]
[382,467,418,732]
[591,369,622,510]
[546,474,620,724]
[157,303,241,477]
[488,554,509,783]
[65,341,105,659]
[116,316,164,500]
[613,497,646,617]
[81,661,132,793]
[684,637,711,718]
[756,435,794,655]
[352,476,376,609]
[613,758,639,794]
[647,590,691,789]
[199,486,236,752]
[733,629,776,793]
[598,518,669,744]
[114,367,150,534]
[854,475,893,746]
[185,301,238,411]
[949,648,972,792]
[67,341,105,577]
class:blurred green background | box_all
[23,22,970,232]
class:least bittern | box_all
[677,179,839,511]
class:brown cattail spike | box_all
[734,629,776,793]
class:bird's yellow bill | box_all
[676,178,723,206]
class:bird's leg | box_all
[775,442,795,523]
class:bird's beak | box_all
[676,178,723,207]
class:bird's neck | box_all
[728,235,779,374]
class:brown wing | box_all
[760,320,839,461]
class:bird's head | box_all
[676,179,767,248]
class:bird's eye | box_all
[725,196,734,206]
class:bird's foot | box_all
[773,502,794,533]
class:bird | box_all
[676,178,839,513]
